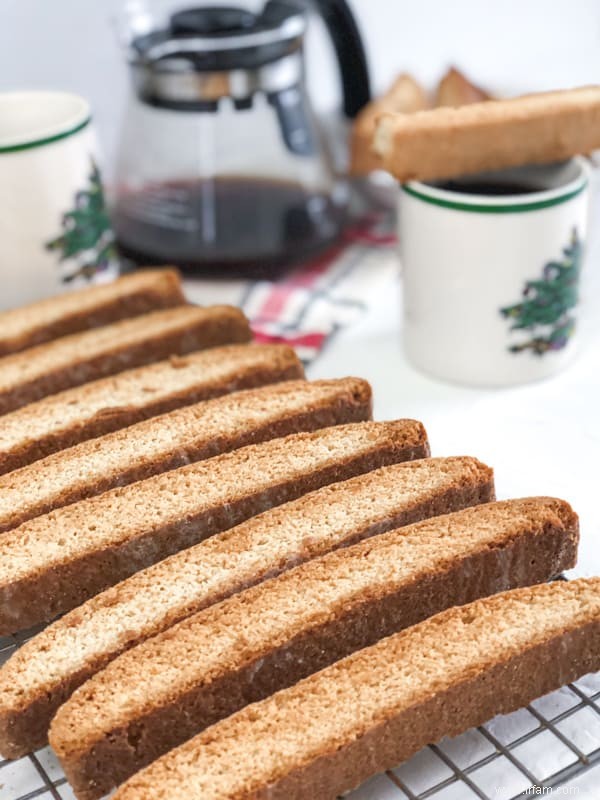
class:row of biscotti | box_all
[112,577,600,800]
[0,336,588,800]
[1,450,492,757]
[0,272,420,761]
[0,275,424,752]
[47,496,583,800]
[0,281,401,723]
[1,408,582,781]
[0,342,306,473]
[0,270,334,476]
[8,405,589,800]
[0,268,185,357]
[0,376,375,532]
[0,419,431,751]
[0,268,297,420]
[0,274,595,799]
[0,437,587,800]
[0,419,426,631]
[0,301,251,415]
[0,410,593,800]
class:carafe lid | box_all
[128,3,306,108]
[130,3,305,71]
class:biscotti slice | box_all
[0,377,370,533]
[0,420,428,634]
[50,497,578,798]
[0,305,250,415]
[435,66,493,107]
[0,456,492,757]
[111,577,600,800]
[0,269,185,357]
[0,343,303,474]
[374,85,600,182]
[350,73,428,174]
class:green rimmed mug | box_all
[0,91,117,310]
[398,158,589,387]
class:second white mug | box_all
[398,158,589,387]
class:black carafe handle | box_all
[262,0,371,118]
[309,0,371,117]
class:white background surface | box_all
[3,0,600,177]
[3,1,600,796]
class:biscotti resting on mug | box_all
[374,85,600,182]
[0,268,185,357]
[0,377,371,533]
[0,456,493,756]
[350,73,428,174]
[0,304,251,415]
[0,420,428,634]
[0,343,303,474]
[112,578,600,800]
[435,66,492,107]
[52,498,579,800]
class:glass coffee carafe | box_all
[112,1,370,278]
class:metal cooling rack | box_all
[2,629,600,800]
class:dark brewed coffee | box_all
[114,178,344,279]
[435,180,543,196]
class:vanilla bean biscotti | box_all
[0,344,303,474]
[0,269,185,357]
[0,456,492,757]
[0,420,428,634]
[0,305,251,415]
[50,497,578,798]
[111,578,600,800]
[350,73,428,175]
[374,86,600,182]
[0,377,370,533]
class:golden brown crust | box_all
[0,377,371,533]
[0,269,185,357]
[0,305,251,415]
[0,456,490,757]
[112,579,600,800]
[0,420,428,635]
[50,498,578,799]
[375,85,600,182]
[0,344,304,474]
[435,66,493,107]
[350,73,429,175]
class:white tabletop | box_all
[309,248,600,580]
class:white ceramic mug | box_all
[0,91,117,310]
[398,158,589,387]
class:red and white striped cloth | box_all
[183,213,397,363]
[241,214,397,362]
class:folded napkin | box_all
[183,213,397,363]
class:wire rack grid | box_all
[2,628,600,800]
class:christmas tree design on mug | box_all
[46,159,116,284]
[500,229,582,356]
